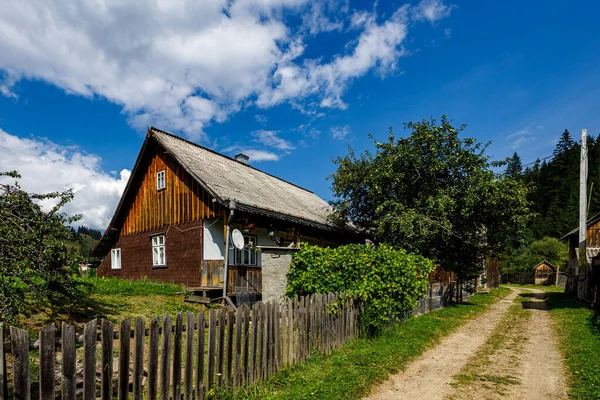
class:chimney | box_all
[234,153,249,165]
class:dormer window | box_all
[156,170,166,190]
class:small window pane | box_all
[157,170,166,190]
[111,248,121,270]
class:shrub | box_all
[286,243,434,335]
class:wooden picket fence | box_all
[0,293,358,399]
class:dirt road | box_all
[364,288,568,400]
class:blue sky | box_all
[1,0,599,229]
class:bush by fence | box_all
[287,243,434,335]
[0,293,358,399]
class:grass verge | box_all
[230,287,511,400]
[545,291,600,399]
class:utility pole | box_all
[578,128,588,299]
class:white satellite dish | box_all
[231,229,245,250]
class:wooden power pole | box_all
[578,128,588,299]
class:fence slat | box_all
[101,319,115,400]
[11,327,30,400]
[160,315,172,400]
[196,312,205,400]
[39,323,55,400]
[250,303,258,384]
[148,317,160,400]
[119,318,131,400]
[184,312,195,400]
[287,298,294,364]
[133,318,145,400]
[0,324,6,400]
[261,302,268,380]
[234,307,242,387]
[281,302,287,368]
[207,309,216,391]
[216,309,226,386]
[173,313,183,400]
[274,301,281,372]
[226,310,234,385]
[61,323,76,400]
[242,305,250,386]
[83,319,98,400]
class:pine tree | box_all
[506,152,523,177]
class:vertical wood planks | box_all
[173,313,183,400]
[261,303,268,380]
[281,302,287,368]
[207,309,216,391]
[250,303,258,384]
[216,309,225,387]
[101,319,115,400]
[287,298,294,365]
[148,317,160,400]
[242,305,250,386]
[133,318,145,400]
[185,312,195,400]
[196,312,206,400]
[61,323,76,400]
[119,319,131,400]
[83,319,98,400]
[0,323,6,400]
[226,310,234,385]
[160,315,172,400]
[234,307,242,387]
[39,323,55,400]
[11,327,30,400]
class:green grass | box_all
[229,287,511,400]
[544,291,600,399]
[83,276,186,296]
[502,283,565,293]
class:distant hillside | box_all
[65,231,100,255]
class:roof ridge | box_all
[149,126,315,194]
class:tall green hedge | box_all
[286,244,434,335]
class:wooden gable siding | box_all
[587,219,600,248]
[120,144,221,235]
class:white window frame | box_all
[156,170,166,190]
[111,248,121,270]
[233,235,258,266]
[152,235,166,267]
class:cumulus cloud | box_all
[0,129,129,229]
[251,130,296,151]
[240,149,281,162]
[0,0,453,140]
[331,125,351,139]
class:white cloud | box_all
[239,149,280,162]
[255,114,269,125]
[331,125,351,139]
[507,126,538,149]
[0,129,129,229]
[412,0,455,23]
[0,1,453,140]
[251,130,296,150]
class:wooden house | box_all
[92,127,359,303]
[532,260,556,285]
[562,212,600,305]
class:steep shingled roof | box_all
[150,127,334,227]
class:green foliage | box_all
[518,129,600,240]
[77,225,102,240]
[329,116,531,279]
[286,244,434,335]
[500,237,568,274]
[0,171,86,323]
[84,276,186,296]
[235,287,510,400]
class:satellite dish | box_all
[231,229,245,250]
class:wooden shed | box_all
[533,260,556,285]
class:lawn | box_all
[21,276,208,333]
[229,287,511,400]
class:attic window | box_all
[156,170,166,190]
